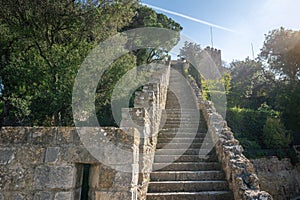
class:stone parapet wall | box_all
[0,61,171,200]
[121,62,171,200]
[0,127,140,200]
[185,72,273,200]
[251,157,300,200]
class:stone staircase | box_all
[146,69,233,200]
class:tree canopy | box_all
[0,1,182,126]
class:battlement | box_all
[204,46,222,67]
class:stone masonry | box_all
[0,58,282,200]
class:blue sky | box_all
[141,0,300,63]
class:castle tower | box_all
[204,46,222,68]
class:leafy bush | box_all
[226,103,282,148]
[263,117,292,148]
[226,106,268,144]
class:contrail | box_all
[142,3,238,34]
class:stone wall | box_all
[120,62,170,199]
[0,61,171,200]
[251,157,300,200]
[0,127,139,200]
[184,66,273,200]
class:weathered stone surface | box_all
[61,146,98,164]
[0,61,170,200]
[113,172,132,191]
[0,127,29,144]
[34,165,76,190]
[56,127,81,145]
[185,69,273,200]
[252,157,300,199]
[15,147,45,165]
[33,191,52,200]
[44,147,60,163]
[54,192,73,200]
[0,148,15,165]
[92,191,132,200]
[30,127,57,145]
[13,193,24,200]
[89,165,116,190]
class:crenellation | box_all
[204,46,222,68]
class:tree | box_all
[260,27,300,82]
[123,6,183,65]
[228,58,270,108]
[94,6,183,126]
[259,27,300,138]
[0,0,138,126]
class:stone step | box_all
[158,132,206,139]
[163,118,205,122]
[163,117,204,121]
[146,191,234,200]
[153,162,221,171]
[155,148,212,156]
[165,110,201,114]
[154,154,218,163]
[165,109,200,111]
[156,142,213,149]
[157,137,204,144]
[161,122,206,126]
[162,125,199,129]
[159,129,207,134]
[150,171,225,181]
[162,118,204,123]
[147,180,229,193]
[161,124,207,130]
[162,122,203,126]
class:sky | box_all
[141,0,300,63]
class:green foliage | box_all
[228,58,270,109]
[226,104,279,147]
[263,117,292,148]
[0,0,138,126]
[259,27,300,141]
[260,27,300,81]
[0,1,183,126]
[179,41,202,63]
[200,78,210,100]
[124,6,182,65]
[95,53,137,126]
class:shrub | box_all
[262,117,292,148]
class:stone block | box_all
[61,146,98,164]
[113,172,132,191]
[34,165,76,190]
[0,127,29,144]
[15,146,45,165]
[33,191,52,200]
[30,127,57,145]
[74,188,82,200]
[92,191,131,200]
[45,147,60,163]
[13,193,24,200]
[89,165,116,190]
[0,148,15,165]
[54,192,73,200]
[56,127,81,145]
[0,193,3,200]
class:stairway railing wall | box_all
[184,70,273,200]
[120,61,171,200]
